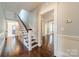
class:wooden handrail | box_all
[17,15,28,32]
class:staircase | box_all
[17,15,38,51]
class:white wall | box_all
[0,3,5,33]
[28,9,38,40]
[0,3,6,55]
[19,9,29,28]
[57,2,79,57]
[19,9,29,22]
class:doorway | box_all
[41,10,54,53]
[4,20,18,56]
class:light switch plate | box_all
[66,18,72,23]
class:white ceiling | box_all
[0,2,42,20]
[2,2,42,12]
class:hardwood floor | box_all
[1,36,54,57]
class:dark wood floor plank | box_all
[1,36,54,57]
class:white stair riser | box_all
[20,27,38,51]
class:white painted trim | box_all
[58,34,79,41]
[63,35,79,39]
[57,34,79,57]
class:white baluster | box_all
[28,29,32,51]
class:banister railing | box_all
[17,15,29,32]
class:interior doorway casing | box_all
[40,9,58,56]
